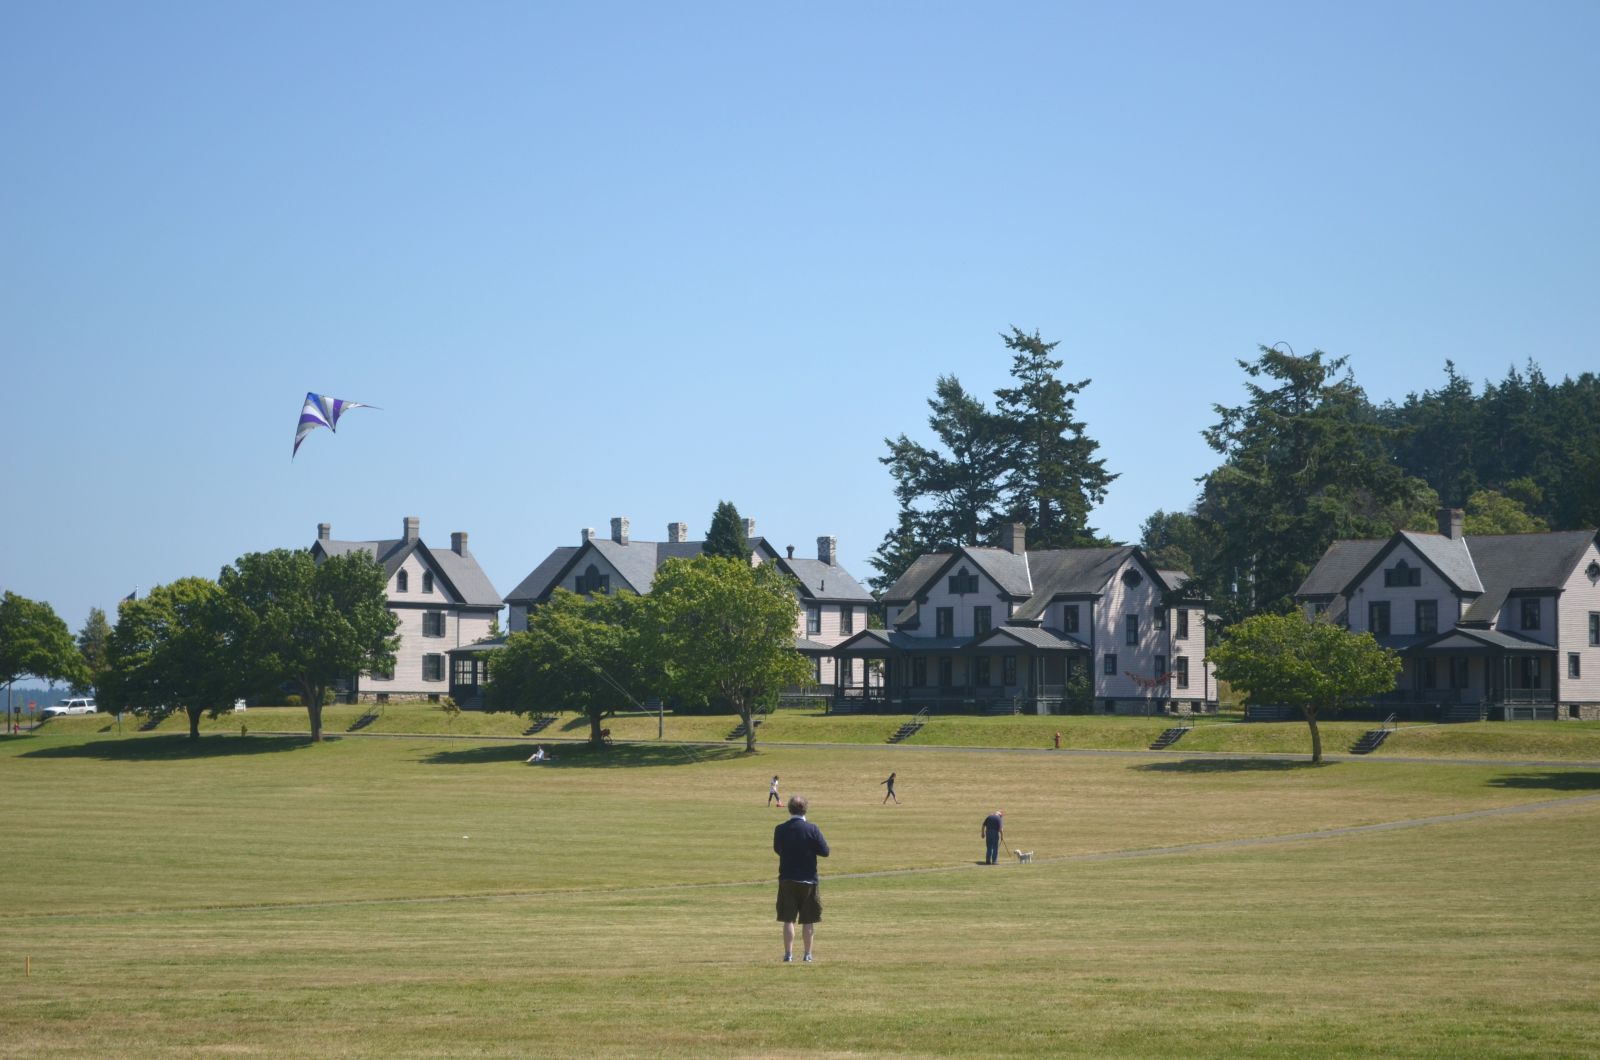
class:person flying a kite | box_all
[293,392,377,458]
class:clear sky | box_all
[4,1,1598,634]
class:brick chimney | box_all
[668,522,689,543]
[786,545,795,559]
[1437,507,1464,540]
[1005,523,1026,554]
[611,516,630,545]
[744,517,758,540]
[451,531,469,556]
[581,527,596,544]
[817,535,838,566]
[403,516,420,543]
[317,522,330,541]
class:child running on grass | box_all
[768,775,782,807]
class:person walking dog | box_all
[773,795,830,963]
[981,809,1004,865]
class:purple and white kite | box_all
[293,392,377,458]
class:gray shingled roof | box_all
[1295,539,1386,597]
[315,536,501,608]
[1399,532,1483,593]
[971,626,1088,651]
[776,557,873,603]
[883,553,951,603]
[961,547,1033,596]
[1011,547,1140,621]
[504,546,580,604]
[1459,531,1597,624]
[1410,627,1555,653]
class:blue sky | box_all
[4,1,1598,634]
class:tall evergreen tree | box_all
[1198,346,1432,620]
[993,327,1116,548]
[703,501,749,560]
[75,607,112,696]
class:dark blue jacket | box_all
[774,816,830,882]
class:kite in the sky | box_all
[293,392,377,458]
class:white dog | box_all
[1013,849,1033,863]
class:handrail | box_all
[1384,712,1398,731]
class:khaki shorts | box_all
[775,879,822,924]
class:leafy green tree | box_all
[642,556,814,752]
[703,501,750,561]
[1208,611,1400,763]
[218,549,398,742]
[75,607,112,696]
[993,327,1116,548]
[1198,346,1432,620]
[0,591,87,700]
[486,589,647,748]
[1138,509,1209,575]
[1462,488,1547,535]
[100,578,235,739]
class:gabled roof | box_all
[1011,547,1147,621]
[313,535,501,608]
[1406,627,1556,653]
[970,626,1088,652]
[1295,539,1385,598]
[503,546,580,604]
[503,535,799,604]
[1400,532,1483,593]
[883,553,953,604]
[775,557,873,603]
[1458,530,1598,624]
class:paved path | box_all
[9,791,1598,924]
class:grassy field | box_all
[36,704,1600,761]
[3,726,1599,1057]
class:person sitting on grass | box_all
[526,746,547,764]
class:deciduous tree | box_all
[486,589,646,748]
[0,591,87,698]
[642,557,813,752]
[1208,610,1400,763]
[100,578,234,739]
[218,549,397,741]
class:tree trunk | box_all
[589,706,605,749]
[187,705,202,741]
[740,700,757,753]
[308,689,324,742]
[1305,707,1322,764]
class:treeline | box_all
[874,337,1600,623]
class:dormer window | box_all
[948,567,978,595]
[1384,560,1421,588]
[396,570,409,593]
[1519,598,1540,631]
[575,564,610,595]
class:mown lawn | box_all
[2,728,1598,1056]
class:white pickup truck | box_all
[42,698,97,717]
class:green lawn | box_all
[3,727,1599,1056]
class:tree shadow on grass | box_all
[420,742,746,768]
[1135,758,1333,774]
[20,734,314,761]
[1486,771,1600,792]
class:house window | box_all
[912,657,927,687]
[938,658,953,687]
[1384,561,1421,588]
[948,568,978,595]
[1520,599,1540,631]
[1063,605,1079,633]
[974,657,991,686]
[422,572,434,594]
[1311,602,1328,618]
[840,607,854,636]
[1570,653,1581,679]
[936,607,953,638]
[1176,609,1189,639]
[807,606,821,635]
[453,657,479,686]
[1155,654,1167,679]
[1003,655,1017,685]
[1155,609,1167,631]
[1449,658,1469,690]
[422,654,445,681]
[422,611,445,637]
[371,659,394,681]
[396,570,408,593]
[815,657,824,683]
[841,658,854,684]
[1175,657,1189,690]
[974,606,992,636]
[1104,653,1118,676]
[1368,602,1391,636]
[1125,614,1139,645]
[1591,612,1600,646]
[1415,600,1438,636]
[575,564,610,595]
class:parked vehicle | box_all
[43,698,97,717]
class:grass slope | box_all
[3,729,1599,1056]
